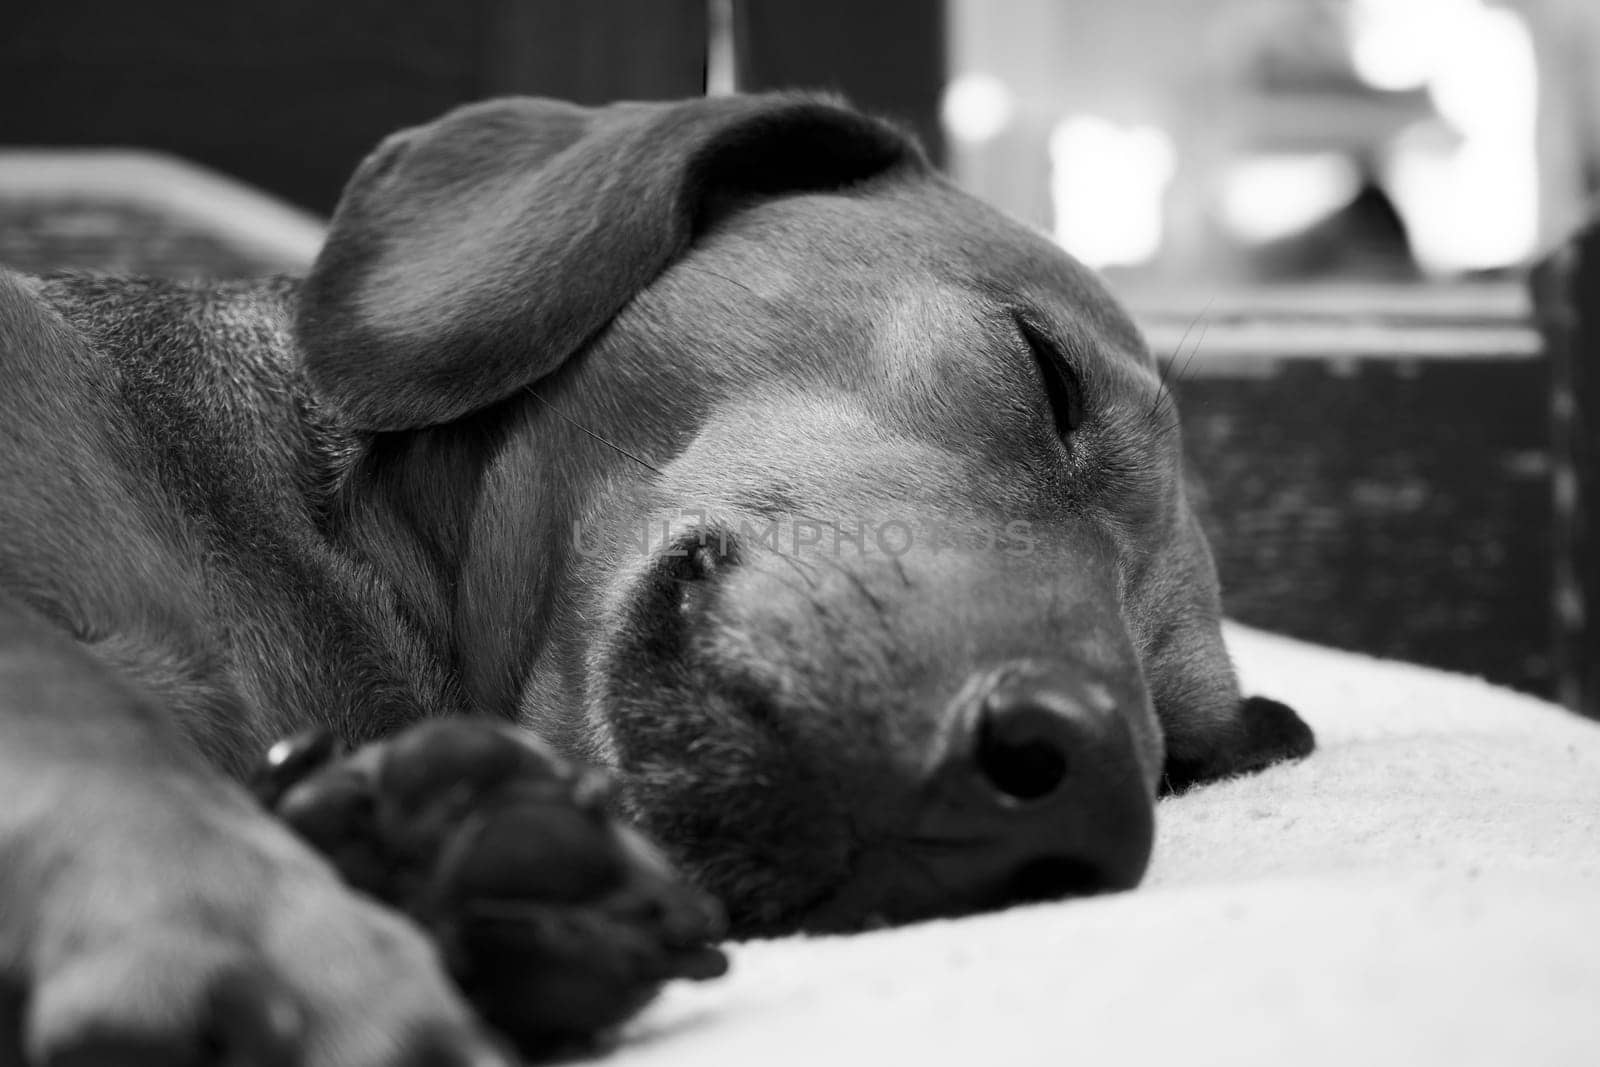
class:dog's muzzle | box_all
[808,660,1155,928]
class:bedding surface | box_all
[600,626,1600,1066]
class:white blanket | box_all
[602,627,1600,1066]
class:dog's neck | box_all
[321,391,590,725]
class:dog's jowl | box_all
[0,94,1314,1062]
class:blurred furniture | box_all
[1531,222,1600,719]
[0,150,321,278]
[1127,283,1556,703]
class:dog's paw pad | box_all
[251,720,727,1055]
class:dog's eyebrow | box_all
[524,389,666,476]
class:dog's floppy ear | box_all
[1161,695,1315,794]
[296,94,923,432]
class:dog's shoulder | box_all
[25,271,355,521]
[34,270,303,425]
[1,267,455,747]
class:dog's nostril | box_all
[976,702,1070,801]
[1006,855,1105,903]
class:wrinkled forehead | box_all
[882,178,1153,364]
[596,178,1176,514]
[661,176,1157,393]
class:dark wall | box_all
[1,1,948,214]
[1532,224,1600,717]
[1,0,708,214]
[1177,358,1553,697]
[736,0,946,164]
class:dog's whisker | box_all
[1149,300,1213,422]
[1154,317,1209,425]
[753,550,822,595]
[808,554,894,642]
[783,517,891,613]
[1148,318,1196,421]
[837,560,886,616]
[682,265,762,298]
[735,560,814,604]
[525,388,666,476]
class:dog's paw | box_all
[1235,695,1315,763]
[256,720,728,1056]
[10,786,507,1067]
[1161,695,1316,795]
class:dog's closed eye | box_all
[1015,313,1083,439]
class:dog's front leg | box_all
[0,595,507,1067]
[251,719,729,1058]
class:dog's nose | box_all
[915,669,1155,911]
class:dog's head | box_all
[298,95,1313,934]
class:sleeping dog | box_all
[0,94,1313,1064]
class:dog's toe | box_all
[257,719,728,1056]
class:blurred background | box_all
[2,0,1596,713]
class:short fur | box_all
[0,94,1312,1063]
